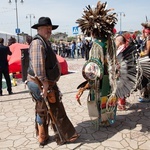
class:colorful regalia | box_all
[75,1,150,129]
[137,22,150,102]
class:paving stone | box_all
[120,139,129,147]
[139,140,150,150]
[125,138,138,149]
[14,137,28,147]
[0,140,13,148]
[101,140,124,149]
[109,132,123,141]
[1,130,11,139]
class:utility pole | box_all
[26,14,35,37]
[116,12,125,34]
[8,0,24,42]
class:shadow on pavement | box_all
[0,96,31,102]
[73,101,150,147]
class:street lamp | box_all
[8,0,24,42]
[26,14,35,37]
[116,12,125,34]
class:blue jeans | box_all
[26,81,43,124]
[71,49,75,58]
[26,81,43,101]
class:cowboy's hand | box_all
[42,81,49,98]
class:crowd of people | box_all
[51,38,92,60]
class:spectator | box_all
[71,40,76,58]
[52,41,58,54]
[80,39,85,59]
[66,42,71,57]
[0,38,13,96]
[77,38,81,57]
[83,39,90,61]
[8,36,16,46]
[26,35,33,45]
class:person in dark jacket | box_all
[83,39,90,61]
[0,38,13,96]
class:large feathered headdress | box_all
[76,1,117,37]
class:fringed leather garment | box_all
[27,34,78,145]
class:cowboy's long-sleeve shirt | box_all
[29,39,47,81]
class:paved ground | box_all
[0,58,150,150]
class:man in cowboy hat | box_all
[26,17,79,147]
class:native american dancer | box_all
[75,1,150,129]
[137,22,150,102]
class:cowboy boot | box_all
[38,124,49,147]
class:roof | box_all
[0,31,15,36]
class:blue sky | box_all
[0,0,149,36]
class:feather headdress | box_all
[141,22,150,29]
[76,1,117,38]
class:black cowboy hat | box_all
[31,17,59,30]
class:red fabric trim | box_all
[144,29,150,33]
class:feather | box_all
[76,1,117,37]
[113,41,141,98]
[77,80,88,89]
[138,56,150,79]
